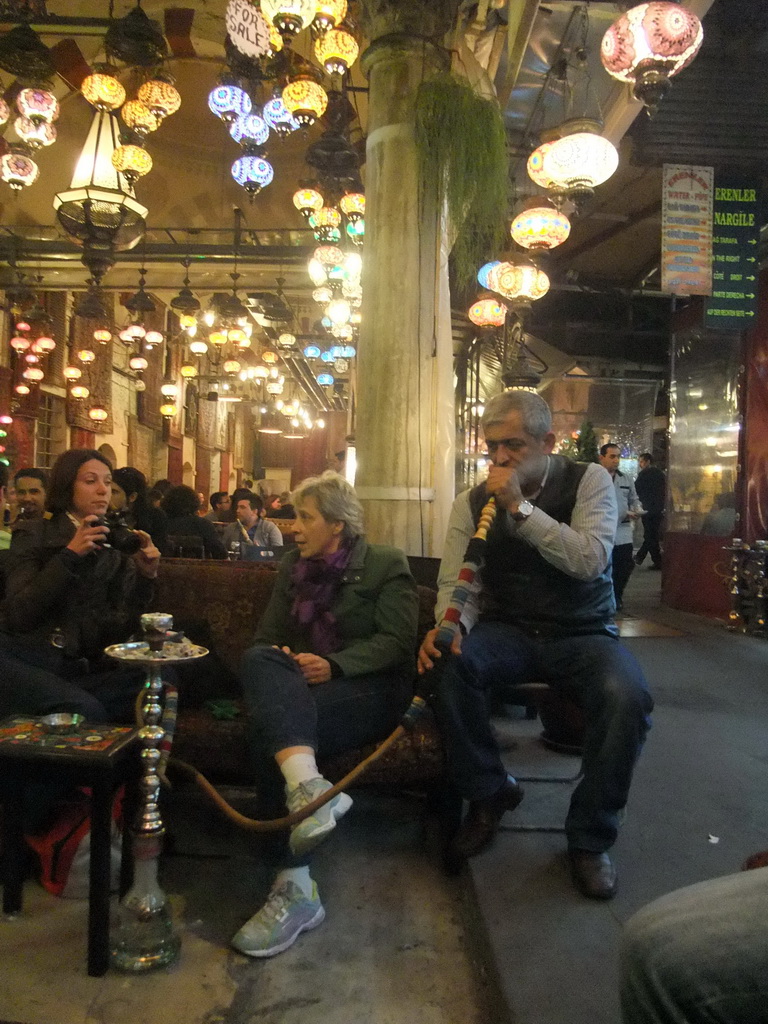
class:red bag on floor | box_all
[25,788,124,898]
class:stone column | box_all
[355,0,459,556]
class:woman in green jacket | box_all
[232,471,418,959]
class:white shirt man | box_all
[598,444,644,611]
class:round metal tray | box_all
[104,640,209,665]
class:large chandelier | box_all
[601,1,704,113]
[542,119,619,199]
[510,199,570,252]
[53,110,147,282]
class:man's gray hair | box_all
[291,470,364,540]
[481,390,552,438]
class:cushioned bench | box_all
[150,558,444,787]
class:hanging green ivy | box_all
[414,71,508,292]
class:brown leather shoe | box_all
[568,850,618,900]
[449,777,524,860]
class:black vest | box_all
[468,456,616,637]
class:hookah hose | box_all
[142,497,497,834]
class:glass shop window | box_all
[36,392,66,468]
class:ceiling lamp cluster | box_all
[0,84,59,191]
[294,186,364,247]
[601,1,704,114]
[8,308,57,394]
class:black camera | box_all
[93,511,142,555]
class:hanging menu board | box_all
[661,164,714,296]
[705,179,761,330]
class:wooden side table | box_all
[0,717,140,977]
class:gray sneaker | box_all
[231,881,325,958]
[286,777,353,857]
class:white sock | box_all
[279,751,321,791]
[274,866,314,898]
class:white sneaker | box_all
[231,881,325,957]
[286,777,353,857]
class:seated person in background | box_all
[270,491,296,519]
[111,465,168,555]
[204,490,231,522]
[162,485,227,559]
[13,467,48,522]
[0,449,160,722]
[418,390,653,900]
[196,490,208,516]
[222,492,283,554]
[598,443,644,612]
[265,494,282,515]
[0,464,9,552]
[700,491,738,536]
[620,862,768,1024]
[232,471,418,958]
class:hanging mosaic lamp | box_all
[208,82,252,125]
[129,354,148,371]
[230,112,269,146]
[88,406,109,423]
[70,384,89,398]
[601,1,703,113]
[492,261,550,305]
[121,100,160,136]
[10,336,31,352]
[309,206,342,243]
[263,96,300,136]
[282,74,327,127]
[15,383,30,395]
[112,143,153,185]
[231,154,274,198]
[261,0,316,40]
[339,192,365,221]
[542,120,619,198]
[93,328,112,343]
[22,366,44,381]
[189,339,208,356]
[0,98,9,126]
[160,402,177,418]
[13,116,56,148]
[180,363,197,378]
[82,66,126,111]
[17,87,59,125]
[313,0,348,33]
[510,199,570,252]
[63,365,82,380]
[34,335,56,352]
[477,261,501,289]
[293,187,324,219]
[314,27,359,75]
[468,298,507,328]
[346,219,364,245]
[1,148,39,189]
[137,72,181,120]
[527,141,557,189]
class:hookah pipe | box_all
[160,497,499,833]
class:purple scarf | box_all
[289,540,354,656]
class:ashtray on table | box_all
[39,712,85,734]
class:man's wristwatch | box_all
[510,499,534,522]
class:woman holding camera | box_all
[0,448,160,723]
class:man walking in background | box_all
[634,454,665,570]
[598,444,644,612]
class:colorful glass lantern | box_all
[293,188,324,219]
[0,98,9,126]
[34,336,56,352]
[282,76,327,127]
[189,339,208,356]
[312,286,332,304]
[313,0,348,33]
[252,364,269,379]
[160,403,177,418]
[601,1,703,112]
[88,406,109,422]
[112,144,153,184]
[314,27,359,75]
[137,75,181,119]
[278,333,296,347]
[542,122,619,195]
[327,298,351,325]
[208,84,251,124]
[339,192,365,221]
[261,0,316,38]
[180,363,197,378]
[309,206,342,242]
[144,330,164,346]
[477,261,501,289]
[304,344,321,359]
[308,259,327,285]
[265,380,284,395]
[121,100,160,136]
[22,366,44,381]
[510,200,571,251]
[231,155,274,196]
[346,220,364,245]
[223,359,242,375]
[70,384,89,398]
[320,349,334,362]
[468,298,507,328]
[25,352,40,362]
[179,313,197,330]
[230,113,269,146]
[128,324,146,339]
[262,350,279,364]
[227,327,247,345]
[268,22,284,53]
[1,150,39,189]
[263,96,299,136]
[15,321,30,332]
[63,366,82,380]
[160,383,178,397]
[209,331,227,346]
[15,383,30,395]
[129,355,149,371]
[17,88,59,125]
[526,141,557,189]
[82,69,126,111]
[492,262,550,305]
[10,336,30,352]
[314,244,344,267]
[77,348,96,363]
[13,116,56,148]
[317,372,334,386]
[93,328,112,343]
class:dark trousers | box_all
[612,543,636,607]
[239,645,411,866]
[636,513,663,567]
[0,636,146,724]
[432,622,653,852]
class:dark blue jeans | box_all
[432,622,653,852]
[0,635,147,724]
[239,644,412,866]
